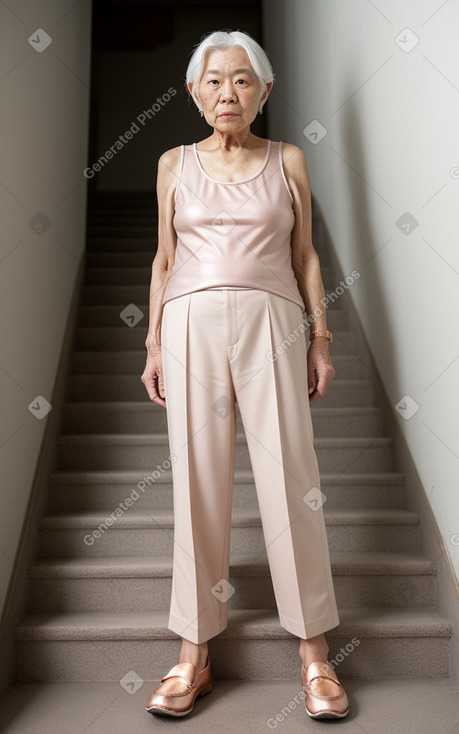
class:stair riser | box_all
[83,270,339,289]
[61,406,381,436]
[65,375,372,405]
[86,238,156,253]
[47,481,405,512]
[86,254,156,268]
[76,307,348,331]
[88,216,157,225]
[69,352,360,376]
[39,525,419,557]
[88,199,155,207]
[72,327,354,353]
[85,249,332,268]
[80,282,339,307]
[14,636,450,681]
[28,575,436,613]
[88,206,156,211]
[85,237,329,262]
[56,442,393,473]
[86,227,158,238]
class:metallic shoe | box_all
[145,655,213,717]
[301,661,350,719]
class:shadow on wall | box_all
[332,96,400,403]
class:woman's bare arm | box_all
[141,146,180,407]
[282,143,335,402]
[145,146,181,347]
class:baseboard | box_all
[0,254,86,697]
[312,195,459,682]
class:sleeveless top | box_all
[161,139,305,312]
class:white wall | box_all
[262,0,459,581]
[0,1,92,617]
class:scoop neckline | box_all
[193,140,271,184]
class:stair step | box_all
[85,246,332,267]
[88,203,156,212]
[75,304,348,331]
[86,237,157,252]
[2,678,459,734]
[28,551,437,613]
[38,508,419,556]
[86,252,156,268]
[88,214,157,224]
[83,265,336,286]
[74,328,357,359]
[55,433,393,472]
[62,402,382,436]
[86,227,158,239]
[69,351,367,379]
[13,607,452,680]
[83,236,329,264]
[88,193,156,207]
[48,470,405,512]
[65,372,370,405]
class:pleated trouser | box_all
[160,287,340,644]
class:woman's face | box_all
[193,47,268,132]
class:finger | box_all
[145,377,160,403]
[308,367,318,394]
[157,373,165,399]
[151,374,166,405]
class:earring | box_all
[199,110,204,117]
[258,109,263,115]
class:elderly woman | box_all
[141,30,349,720]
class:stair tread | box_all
[56,433,391,447]
[29,551,436,578]
[83,265,334,273]
[39,507,419,528]
[64,401,377,410]
[49,469,405,485]
[13,607,452,640]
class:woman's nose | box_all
[220,84,236,103]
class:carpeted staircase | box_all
[12,192,453,687]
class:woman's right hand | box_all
[141,342,166,408]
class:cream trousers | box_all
[160,287,340,644]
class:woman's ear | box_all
[188,80,202,113]
[262,81,274,102]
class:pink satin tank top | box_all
[162,139,305,312]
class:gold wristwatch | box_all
[309,329,333,343]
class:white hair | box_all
[185,30,275,113]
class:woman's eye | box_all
[208,79,247,86]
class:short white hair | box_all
[185,30,275,113]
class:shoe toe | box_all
[301,662,349,719]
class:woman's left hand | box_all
[307,339,335,403]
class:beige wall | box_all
[0,1,92,617]
[262,0,459,581]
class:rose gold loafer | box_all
[145,655,213,717]
[301,661,349,719]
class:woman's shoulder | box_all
[280,141,305,160]
[279,141,308,178]
[157,146,183,188]
[158,145,183,168]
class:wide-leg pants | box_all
[160,287,340,644]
